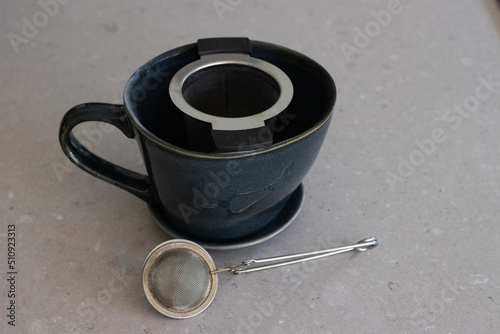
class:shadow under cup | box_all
[61,40,336,243]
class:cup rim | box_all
[123,40,336,160]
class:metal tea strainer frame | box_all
[169,53,293,131]
[142,237,378,319]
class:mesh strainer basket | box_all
[142,240,218,319]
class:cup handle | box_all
[59,103,155,203]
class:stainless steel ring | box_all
[169,53,294,131]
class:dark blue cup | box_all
[59,38,336,242]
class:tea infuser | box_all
[142,237,378,319]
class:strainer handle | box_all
[232,237,378,274]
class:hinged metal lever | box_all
[212,237,378,275]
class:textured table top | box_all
[1,1,500,333]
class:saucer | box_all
[148,184,304,250]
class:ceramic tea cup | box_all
[59,38,336,243]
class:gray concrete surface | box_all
[1,0,500,333]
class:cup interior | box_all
[182,64,280,118]
[124,41,336,153]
